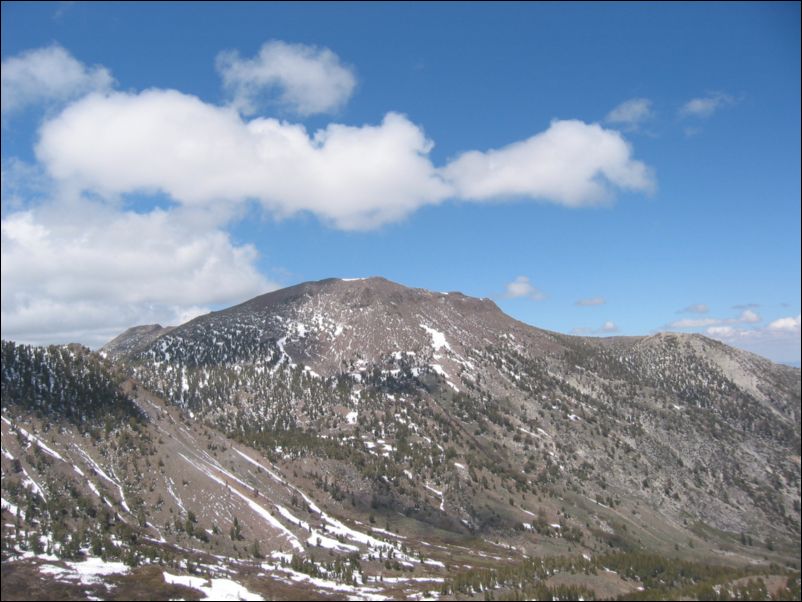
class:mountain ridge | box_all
[111,276,799,533]
[3,276,800,600]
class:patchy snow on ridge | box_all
[420,324,452,352]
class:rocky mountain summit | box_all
[3,277,800,600]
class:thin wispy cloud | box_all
[667,309,761,330]
[678,92,735,119]
[605,98,653,131]
[706,326,735,337]
[571,320,618,335]
[670,317,721,329]
[52,1,76,19]
[677,303,709,314]
[576,296,606,306]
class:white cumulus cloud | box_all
[216,40,357,116]
[1,44,113,118]
[504,276,545,301]
[3,43,659,347]
[444,120,654,206]
[738,309,761,324]
[36,91,450,230]
[1,198,273,348]
[768,314,801,333]
[601,320,618,333]
[36,91,655,230]
[705,314,801,364]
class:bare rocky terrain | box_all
[2,277,800,600]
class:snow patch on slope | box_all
[420,324,452,352]
[163,571,263,601]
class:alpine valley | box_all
[2,277,800,600]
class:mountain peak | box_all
[215,276,501,318]
[121,276,510,376]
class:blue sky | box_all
[1,2,800,363]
